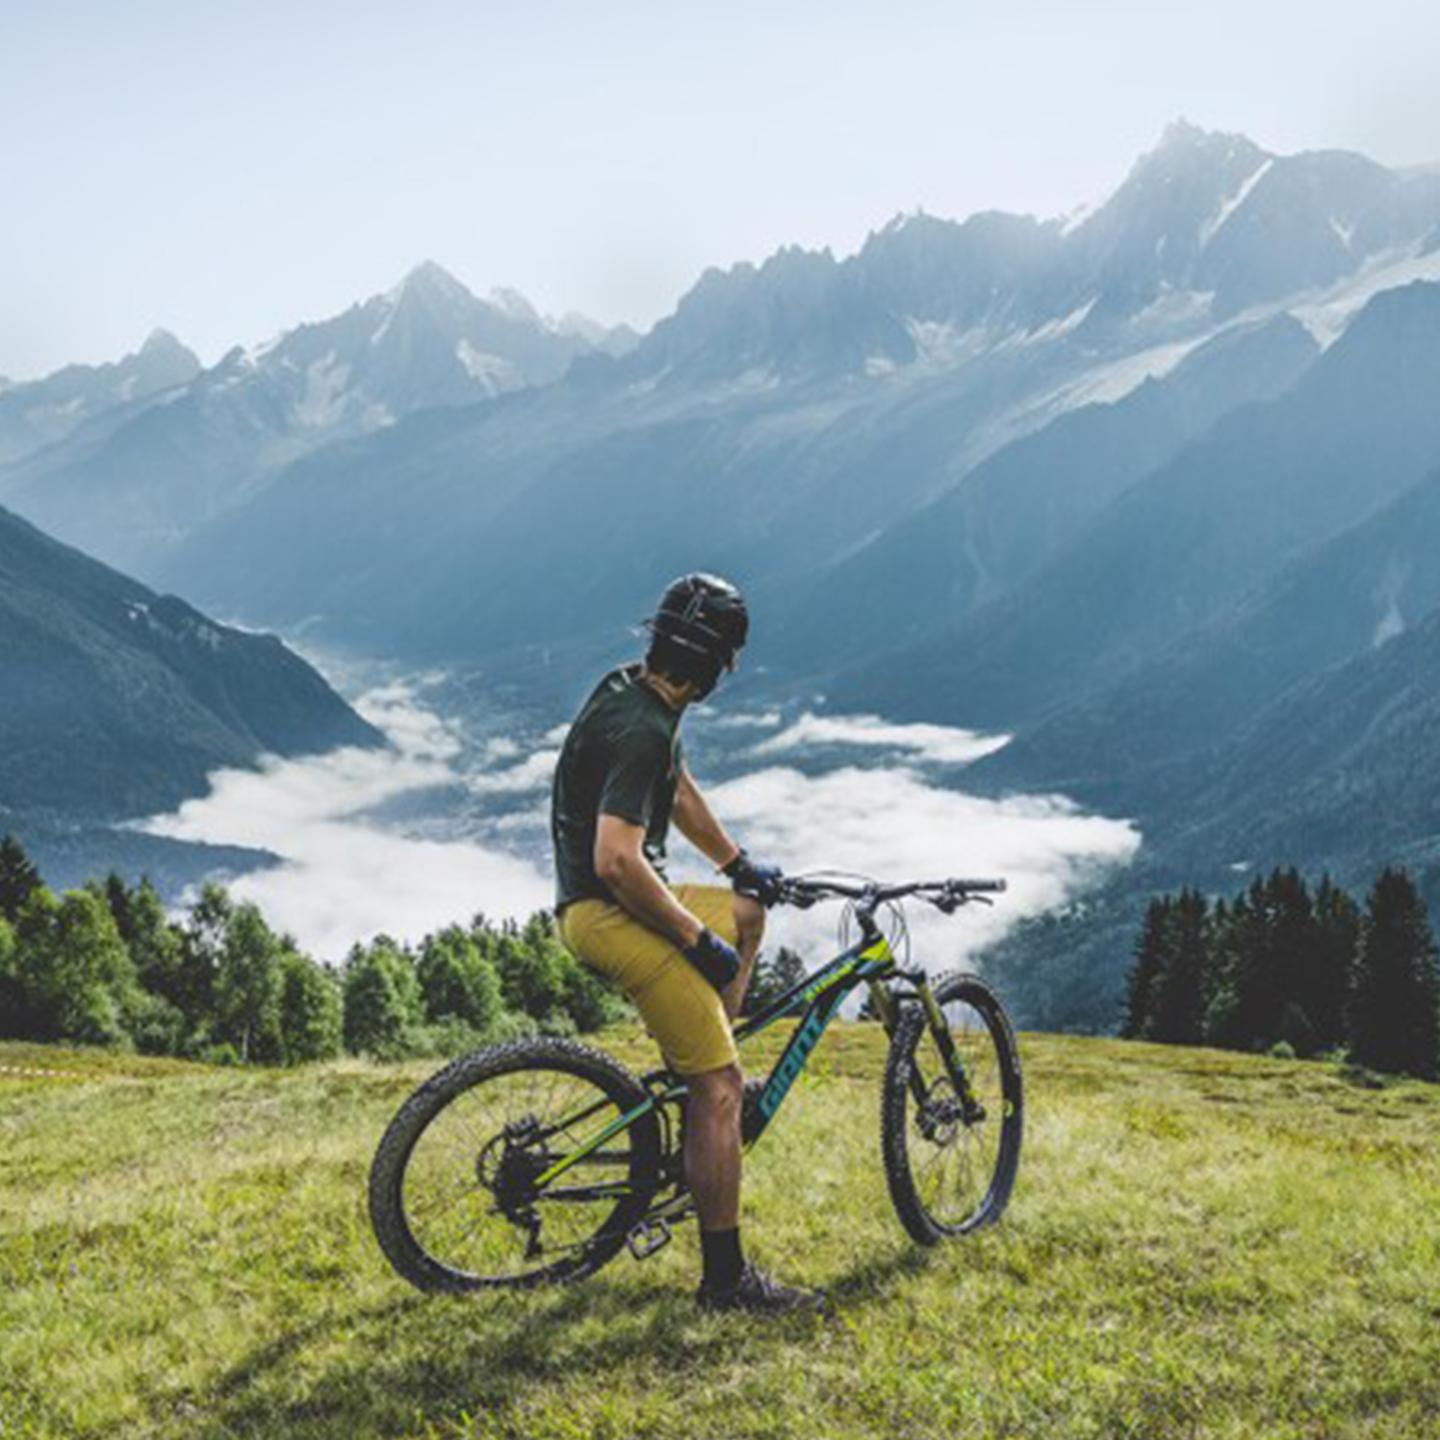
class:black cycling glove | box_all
[683,927,741,991]
[722,848,785,907]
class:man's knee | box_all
[689,1062,743,1116]
[733,894,765,952]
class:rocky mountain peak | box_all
[132,329,201,386]
[384,261,483,326]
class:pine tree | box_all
[1122,897,1173,1039]
[1272,864,1319,1059]
[1150,889,1210,1044]
[102,875,188,1011]
[0,834,42,924]
[1222,876,1271,1048]
[1310,876,1360,1052]
[770,946,806,995]
[1202,897,1238,1043]
[1351,868,1440,1080]
[1221,871,1311,1051]
[743,946,807,1017]
[1277,1001,1318,1057]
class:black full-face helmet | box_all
[643,572,749,699]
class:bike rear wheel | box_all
[369,1037,662,1291]
[882,972,1023,1244]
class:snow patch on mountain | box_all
[1021,299,1098,345]
[1373,598,1405,647]
[1199,157,1274,247]
[456,340,521,391]
[904,318,993,368]
[1045,334,1208,411]
[487,287,542,325]
[294,352,352,428]
[1289,242,1440,347]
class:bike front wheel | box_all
[369,1037,662,1292]
[881,971,1023,1244]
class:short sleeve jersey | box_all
[550,664,684,908]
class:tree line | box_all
[0,833,624,1066]
[1123,866,1440,1080]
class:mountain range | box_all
[0,329,200,465]
[5,120,1440,1027]
[0,267,636,574]
[123,122,1440,670]
[0,499,383,891]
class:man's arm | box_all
[673,763,741,870]
[594,813,707,947]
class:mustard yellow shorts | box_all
[558,883,740,1076]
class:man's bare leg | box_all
[689,899,821,1309]
[686,1062,744,1232]
[720,893,765,1020]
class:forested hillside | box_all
[0,502,381,820]
[1120,868,1440,1080]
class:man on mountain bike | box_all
[551,573,823,1314]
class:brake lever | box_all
[933,890,995,913]
[779,884,819,910]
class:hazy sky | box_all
[4,0,1439,378]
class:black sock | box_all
[700,1226,744,1291]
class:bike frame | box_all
[730,933,896,1138]
[530,925,964,1214]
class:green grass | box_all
[2,1024,1438,1440]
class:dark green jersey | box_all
[551,664,684,909]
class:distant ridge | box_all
[0,500,382,821]
[0,262,634,575]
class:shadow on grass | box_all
[152,1239,937,1439]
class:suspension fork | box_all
[907,974,980,1112]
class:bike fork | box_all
[908,976,981,1115]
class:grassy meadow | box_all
[2,1023,1437,1440]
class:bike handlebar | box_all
[774,874,1006,915]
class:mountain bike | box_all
[369,873,1024,1292]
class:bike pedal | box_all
[626,1217,673,1261]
